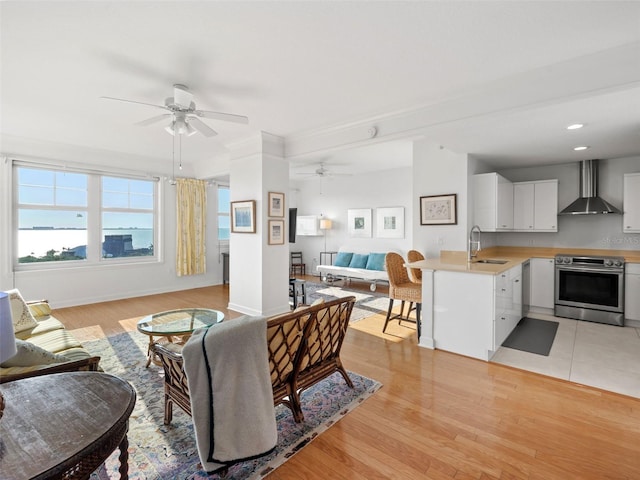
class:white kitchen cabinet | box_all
[513,180,558,232]
[623,173,640,233]
[473,173,514,231]
[432,264,523,361]
[530,258,555,310]
[625,263,640,321]
[494,265,523,349]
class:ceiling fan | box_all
[101,84,248,137]
[295,163,351,178]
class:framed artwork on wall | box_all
[376,207,405,238]
[347,208,372,237]
[420,194,457,225]
[268,219,285,245]
[268,191,285,217]
[231,200,256,233]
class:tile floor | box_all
[491,312,640,399]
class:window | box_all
[217,185,230,241]
[102,177,155,258]
[15,164,157,266]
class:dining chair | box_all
[383,252,421,337]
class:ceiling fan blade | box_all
[188,116,217,137]
[101,96,168,111]
[173,84,193,109]
[135,113,171,126]
[197,110,249,124]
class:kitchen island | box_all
[408,246,640,360]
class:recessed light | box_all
[573,146,589,151]
[567,123,585,130]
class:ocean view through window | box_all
[15,164,157,265]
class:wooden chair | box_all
[407,249,425,283]
[383,252,421,336]
[290,251,306,276]
[152,296,356,425]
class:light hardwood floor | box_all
[54,281,640,480]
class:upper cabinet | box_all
[513,180,558,232]
[623,173,640,233]
[473,173,514,231]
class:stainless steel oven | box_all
[554,254,625,326]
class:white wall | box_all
[497,157,640,250]
[412,141,471,258]
[291,166,413,271]
[0,149,224,308]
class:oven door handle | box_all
[556,266,623,274]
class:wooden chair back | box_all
[407,249,425,283]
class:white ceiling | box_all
[1,1,639,179]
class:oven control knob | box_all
[605,259,613,267]
[563,257,571,264]
[615,260,623,267]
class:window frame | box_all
[13,162,160,270]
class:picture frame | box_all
[268,191,285,217]
[231,200,256,233]
[376,207,405,238]
[420,194,457,225]
[347,208,372,237]
[268,219,285,245]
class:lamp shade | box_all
[0,292,17,364]
[319,219,332,230]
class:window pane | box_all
[18,209,87,262]
[218,187,230,213]
[19,185,53,205]
[130,193,153,209]
[18,168,54,187]
[102,212,154,258]
[102,176,129,193]
[56,187,87,206]
[103,191,129,208]
[55,172,87,189]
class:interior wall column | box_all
[227,132,290,316]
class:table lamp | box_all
[320,218,332,254]
[0,291,17,421]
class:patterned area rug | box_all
[85,331,381,479]
[304,281,389,321]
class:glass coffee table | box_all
[137,308,224,367]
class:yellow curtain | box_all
[176,178,207,276]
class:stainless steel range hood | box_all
[559,160,621,215]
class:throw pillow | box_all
[365,253,386,271]
[349,253,369,269]
[0,339,69,367]
[28,301,52,318]
[334,252,353,267]
[6,289,38,333]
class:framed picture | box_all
[376,207,405,238]
[268,191,285,217]
[347,208,372,237]
[231,200,256,233]
[420,194,457,225]
[268,219,285,245]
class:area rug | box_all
[85,331,381,479]
[501,317,559,356]
[304,281,389,321]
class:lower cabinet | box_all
[626,263,640,321]
[494,265,523,349]
[530,258,555,310]
[432,264,523,361]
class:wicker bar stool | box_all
[383,252,421,336]
[407,249,425,284]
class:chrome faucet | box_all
[469,225,482,262]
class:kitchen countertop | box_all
[406,246,640,275]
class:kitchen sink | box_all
[474,259,509,265]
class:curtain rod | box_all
[11,157,161,182]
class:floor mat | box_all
[501,317,559,356]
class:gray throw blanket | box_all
[182,315,277,474]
